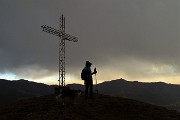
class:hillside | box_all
[0,79,55,106]
[68,79,180,111]
[98,79,180,104]
[1,79,180,112]
[0,93,180,120]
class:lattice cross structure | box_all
[41,15,78,87]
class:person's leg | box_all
[85,83,89,99]
[90,82,93,98]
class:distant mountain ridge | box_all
[1,78,180,111]
[0,79,55,106]
[98,79,180,105]
[68,78,180,111]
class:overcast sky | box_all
[0,0,179,85]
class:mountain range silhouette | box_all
[0,78,180,120]
[68,78,180,111]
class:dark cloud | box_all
[0,0,179,83]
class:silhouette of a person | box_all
[83,61,97,99]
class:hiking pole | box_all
[94,68,98,94]
[95,74,98,94]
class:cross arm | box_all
[41,25,60,37]
[64,34,78,42]
[41,25,78,42]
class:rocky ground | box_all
[0,93,180,120]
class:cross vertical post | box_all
[59,15,65,87]
[41,14,78,87]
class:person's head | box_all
[85,61,92,67]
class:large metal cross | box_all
[41,15,78,87]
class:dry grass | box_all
[0,93,180,120]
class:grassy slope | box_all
[0,93,179,120]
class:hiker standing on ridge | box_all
[81,61,97,99]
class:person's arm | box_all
[91,68,97,75]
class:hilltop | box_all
[0,93,179,120]
[1,79,180,112]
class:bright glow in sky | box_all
[0,73,17,80]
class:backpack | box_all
[81,68,88,80]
